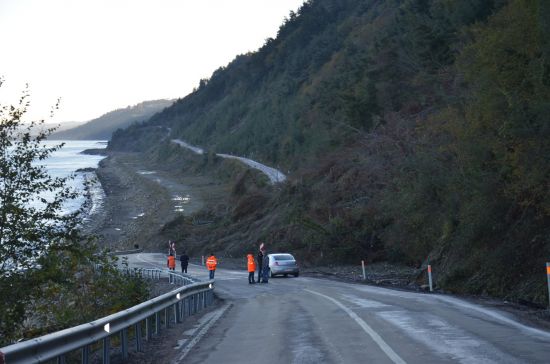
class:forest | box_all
[110,0,550,303]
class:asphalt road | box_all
[124,253,550,364]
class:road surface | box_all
[124,253,550,364]
[171,139,287,183]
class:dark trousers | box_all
[209,269,215,279]
[182,265,188,273]
[257,267,262,283]
[248,272,255,283]
[262,268,269,283]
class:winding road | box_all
[124,253,550,364]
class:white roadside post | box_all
[361,260,366,280]
[546,262,550,308]
[428,264,433,292]
[201,255,205,266]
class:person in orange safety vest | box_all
[206,253,217,279]
[167,254,176,271]
[247,254,256,284]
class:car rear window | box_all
[274,254,294,261]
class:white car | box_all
[268,253,299,277]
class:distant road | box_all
[171,139,287,184]
[125,253,550,363]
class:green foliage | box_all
[0,83,80,276]
[0,85,149,345]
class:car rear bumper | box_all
[270,267,299,274]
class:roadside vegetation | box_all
[0,83,149,346]
[110,0,549,304]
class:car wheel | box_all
[270,271,275,278]
[293,272,299,277]
[284,274,288,277]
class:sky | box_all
[0,0,305,124]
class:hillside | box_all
[108,0,550,305]
[50,99,174,140]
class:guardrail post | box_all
[102,337,110,364]
[135,323,143,352]
[155,312,161,335]
[57,355,66,364]
[82,345,90,364]
[165,308,169,328]
[121,328,128,359]
[362,260,366,280]
[146,316,153,340]
[173,303,178,324]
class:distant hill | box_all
[50,99,174,140]
[108,0,550,304]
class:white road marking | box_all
[433,296,550,341]
[305,289,406,364]
[340,294,390,309]
[174,303,232,363]
[351,284,550,341]
[377,311,518,364]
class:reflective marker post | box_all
[428,265,433,292]
[361,260,366,280]
[546,262,550,308]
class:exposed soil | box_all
[84,151,230,252]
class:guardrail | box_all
[0,270,215,364]
[121,267,194,285]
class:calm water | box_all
[37,140,107,213]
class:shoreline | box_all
[83,151,228,252]
[81,148,109,156]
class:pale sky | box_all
[0,0,305,123]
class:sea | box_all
[38,140,107,215]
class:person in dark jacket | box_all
[180,252,189,273]
[256,247,264,283]
[261,249,270,283]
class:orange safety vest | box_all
[167,255,176,269]
[247,254,256,272]
[206,256,217,270]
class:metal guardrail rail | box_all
[0,269,215,364]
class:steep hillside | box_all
[50,99,174,140]
[109,0,550,305]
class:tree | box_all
[0,81,82,277]
[0,82,150,344]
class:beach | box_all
[85,151,229,253]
